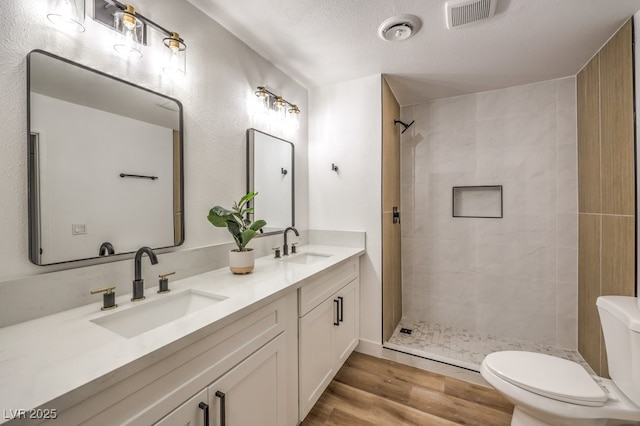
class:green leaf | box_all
[238,192,256,209]
[250,219,267,232]
[207,208,228,227]
[240,229,257,248]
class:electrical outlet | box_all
[72,224,87,235]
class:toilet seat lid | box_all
[484,351,608,407]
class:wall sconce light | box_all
[254,86,301,129]
[93,0,187,74]
[47,0,86,33]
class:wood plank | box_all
[578,213,602,375]
[382,211,403,342]
[325,408,377,426]
[443,376,514,415]
[303,381,460,426]
[600,19,634,215]
[382,77,401,212]
[577,53,601,214]
[382,76,403,342]
[408,385,512,426]
[305,352,513,426]
[601,215,636,297]
[339,352,445,393]
[601,214,635,377]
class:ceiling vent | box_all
[378,14,422,42]
[446,0,497,29]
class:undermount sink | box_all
[91,289,227,338]
[282,252,332,265]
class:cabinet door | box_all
[298,296,336,419]
[154,389,208,426]
[208,334,287,426]
[333,279,359,367]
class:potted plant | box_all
[207,192,266,274]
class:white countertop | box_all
[0,245,364,422]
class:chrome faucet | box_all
[282,227,299,256]
[132,246,158,301]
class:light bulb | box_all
[162,32,186,75]
[47,0,85,33]
[113,5,143,58]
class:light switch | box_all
[72,224,87,235]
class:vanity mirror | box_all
[246,129,294,234]
[27,50,184,265]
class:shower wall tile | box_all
[558,143,578,181]
[476,80,557,121]
[557,77,577,111]
[557,317,578,349]
[557,108,578,145]
[557,213,578,249]
[428,297,477,332]
[423,270,477,303]
[477,303,557,345]
[417,213,476,242]
[477,243,557,281]
[400,76,578,348]
[557,248,578,284]
[477,111,556,150]
[431,94,477,130]
[557,281,578,319]
[557,178,578,214]
[477,274,557,317]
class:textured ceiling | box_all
[186,0,640,105]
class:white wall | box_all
[401,77,578,349]
[0,0,308,324]
[309,74,382,345]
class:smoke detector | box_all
[446,0,497,29]
[378,14,422,42]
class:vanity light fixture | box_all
[47,0,86,33]
[113,4,144,58]
[162,32,187,75]
[288,104,300,129]
[93,0,187,73]
[274,97,286,115]
[253,86,301,128]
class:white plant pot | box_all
[229,249,255,274]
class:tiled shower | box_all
[392,77,580,367]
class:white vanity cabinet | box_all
[48,293,298,426]
[155,334,288,426]
[298,258,360,420]
[153,389,208,426]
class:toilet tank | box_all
[597,295,640,404]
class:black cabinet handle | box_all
[198,402,210,426]
[338,296,344,323]
[215,391,226,426]
[333,299,340,326]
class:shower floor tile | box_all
[385,318,593,374]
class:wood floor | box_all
[301,352,514,426]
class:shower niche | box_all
[452,185,503,218]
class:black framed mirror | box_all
[27,50,184,265]
[246,128,294,234]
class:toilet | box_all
[480,296,640,426]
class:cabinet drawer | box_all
[298,257,358,317]
[53,293,296,426]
